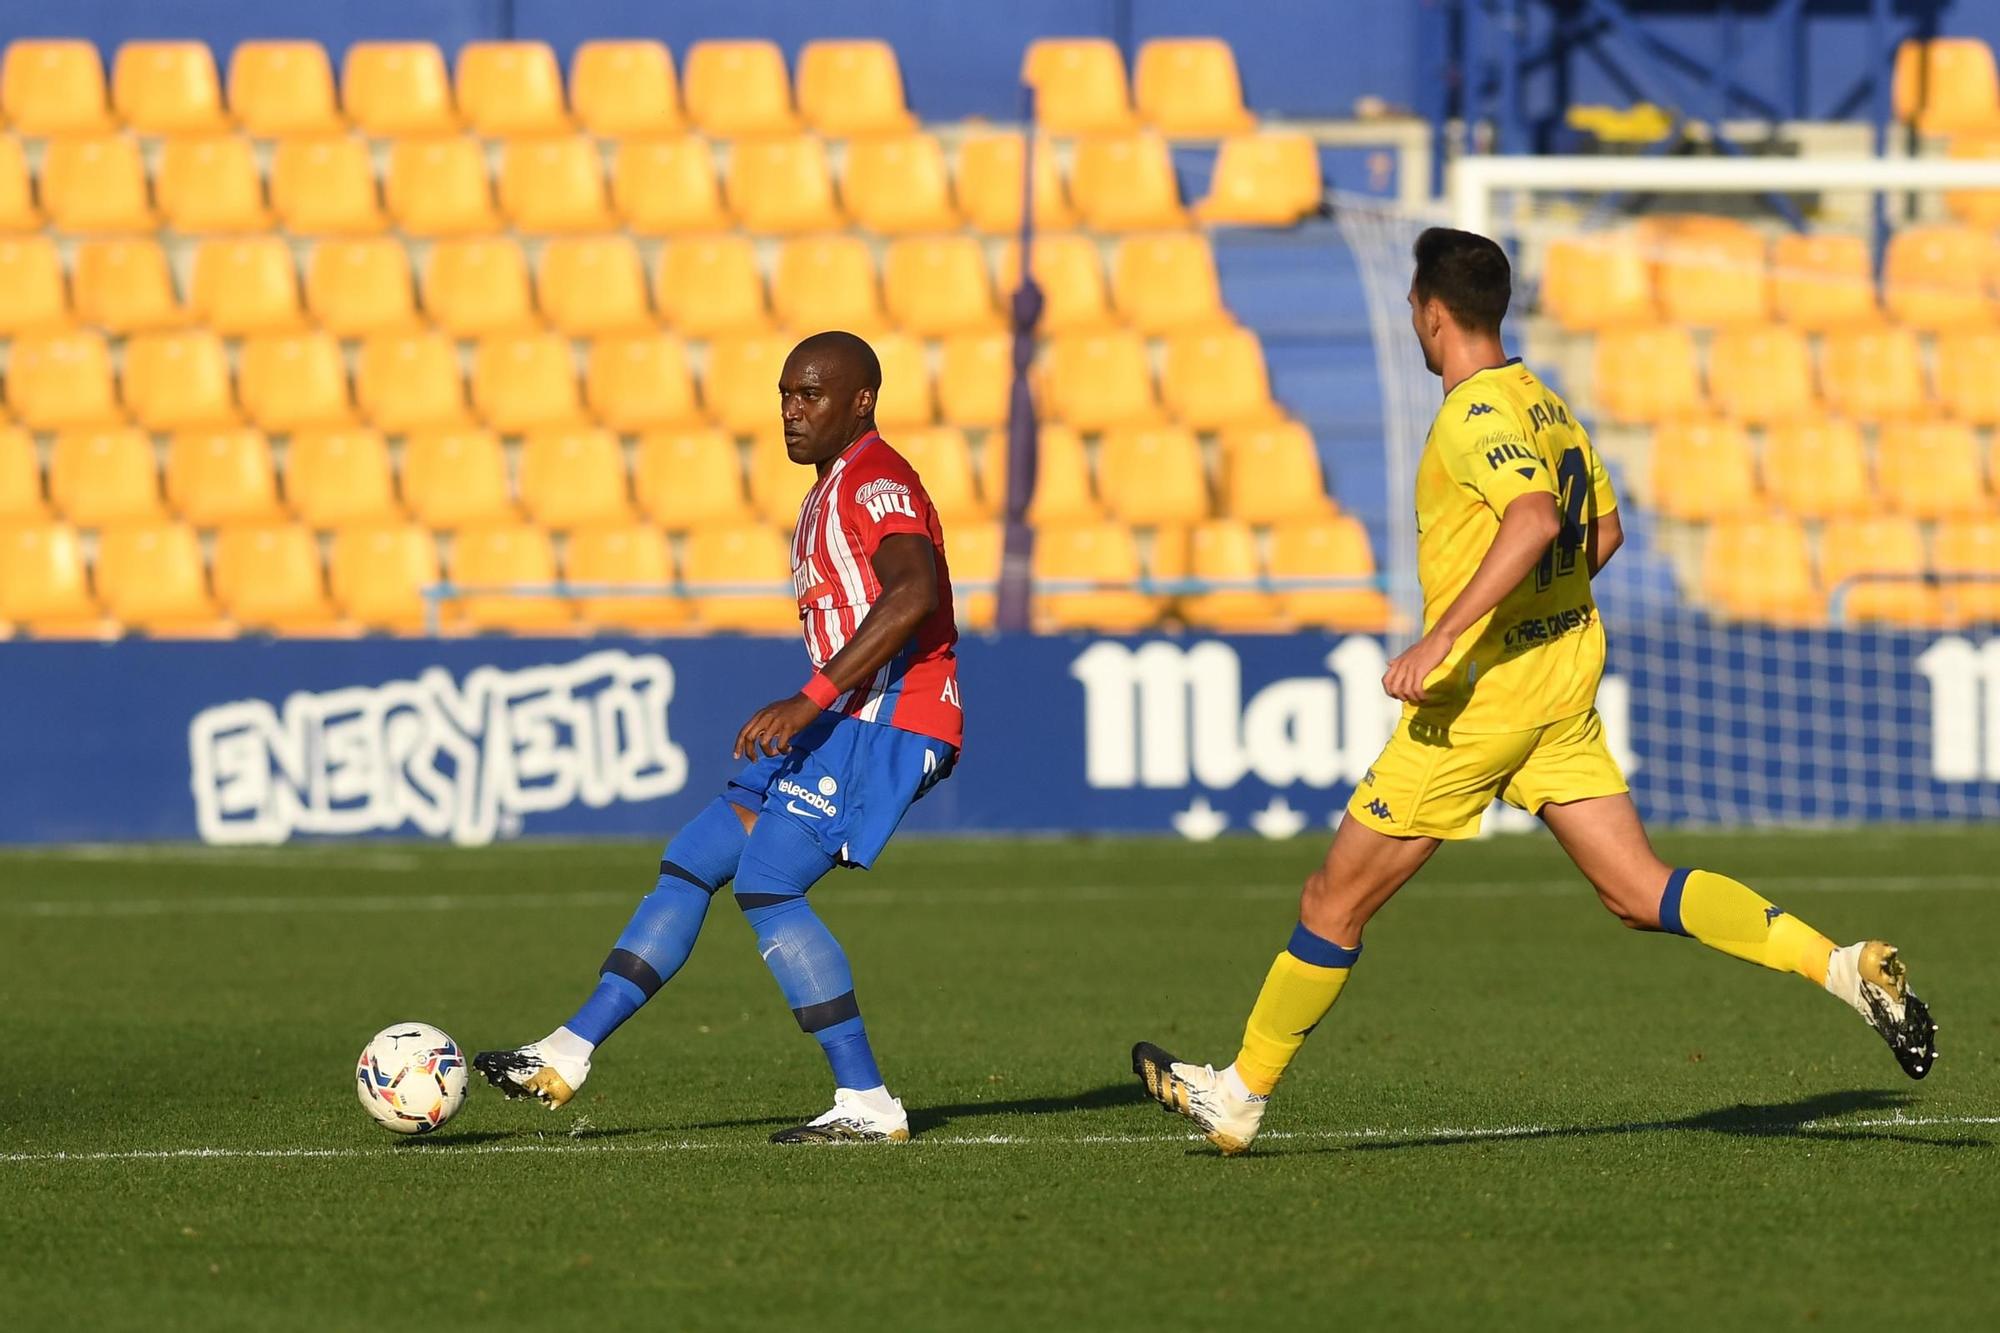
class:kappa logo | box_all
[1765,906,1785,924]
[777,778,839,818]
[1464,402,1496,420]
[1365,798,1393,821]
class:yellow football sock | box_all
[1232,925,1360,1095]
[1663,868,1832,985]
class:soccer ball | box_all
[355,1022,468,1135]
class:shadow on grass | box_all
[670,1081,1150,1135]
[418,1125,657,1148]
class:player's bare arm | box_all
[734,534,940,759]
[1586,508,1623,578]
[1382,491,1561,703]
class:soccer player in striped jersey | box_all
[1132,228,1938,1155]
[476,332,962,1143]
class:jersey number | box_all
[1534,448,1590,592]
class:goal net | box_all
[1333,157,2000,828]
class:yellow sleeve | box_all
[1586,434,1618,517]
[1438,395,1559,516]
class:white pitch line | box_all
[5,1114,1994,1166]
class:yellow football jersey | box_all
[1409,358,1617,733]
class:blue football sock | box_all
[564,799,748,1047]
[734,817,885,1091]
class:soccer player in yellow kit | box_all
[1133,227,1938,1154]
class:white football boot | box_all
[1132,1042,1268,1155]
[770,1087,910,1144]
[1824,940,1940,1080]
[472,1037,592,1109]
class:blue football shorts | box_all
[724,712,957,869]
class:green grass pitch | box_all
[2,828,1996,1330]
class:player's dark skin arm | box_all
[733,534,940,759]
[1587,509,1623,577]
[1382,491,1563,704]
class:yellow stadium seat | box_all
[1099,425,1209,525]
[1112,232,1227,334]
[156,135,269,233]
[1820,326,1929,422]
[1937,328,2000,423]
[539,236,651,337]
[422,236,535,337]
[329,521,441,631]
[1761,418,1872,519]
[726,136,842,234]
[285,428,398,528]
[772,235,885,333]
[519,426,633,529]
[796,39,915,136]
[0,426,44,521]
[96,522,224,635]
[1135,38,1255,137]
[1162,327,1281,429]
[123,330,236,431]
[842,134,958,233]
[166,427,281,526]
[39,135,152,234]
[1702,517,1822,625]
[684,522,798,633]
[48,427,161,525]
[1591,325,1705,423]
[748,434,809,526]
[1180,519,1281,631]
[1821,516,1941,628]
[0,136,39,230]
[1706,325,1816,424]
[1070,133,1187,231]
[946,519,1000,630]
[271,136,385,235]
[611,136,729,233]
[1645,419,1760,522]
[400,427,513,528]
[1539,231,1655,330]
[1884,224,1997,329]
[1046,331,1160,430]
[938,332,1014,428]
[1194,133,1322,226]
[227,42,342,137]
[342,42,456,136]
[1219,422,1336,524]
[997,234,1114,333]
[306,238,417,337]
[1654,229,1769,327]
[706,333,793,436]
[890,426,983,523]
[0,523,104,636]
[1033,522,1158,632]
[1877,419,1990,519]
[8,331,120,429]
[189,236,303,335]
[655,235,769,335]
[112,41,225,134]
[0,236,70,334]
[213,523,347,634]
[635,428,752,530]
[871,332,934,430]
[1270,517,1393,631]
[1935,518,2000,623]
[500,136,613,233]
[981,423,1099,523]
[1023,38,1136,135]
[239,332,353,432]
[883,237,996,336]
[1892,38,2000,134]
[1944,131,2000,226]
[356,332,470,432]
[683,40,797,137]
[957,131,1075,233]
[571,40,681,137]
[586,335,701,432]
[386,137,497,236]
[567,523,689,631]
[1770,232,1878,330]
[456,42,567,137]
[2,40,111,134]
[472,334,584,434]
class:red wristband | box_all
[800,671,840,709]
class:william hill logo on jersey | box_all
[1485,440,1536,471]
[856,477,916,523]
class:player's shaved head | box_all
[780,330,882,468]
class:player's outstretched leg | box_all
[1133,818,1437,1154]
[732,817,907,1144]
[475,798,750,1108]
[1542,795,1939,1078]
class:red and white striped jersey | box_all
[790,431,963,749]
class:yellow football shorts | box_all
[1346,707,1628,840]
